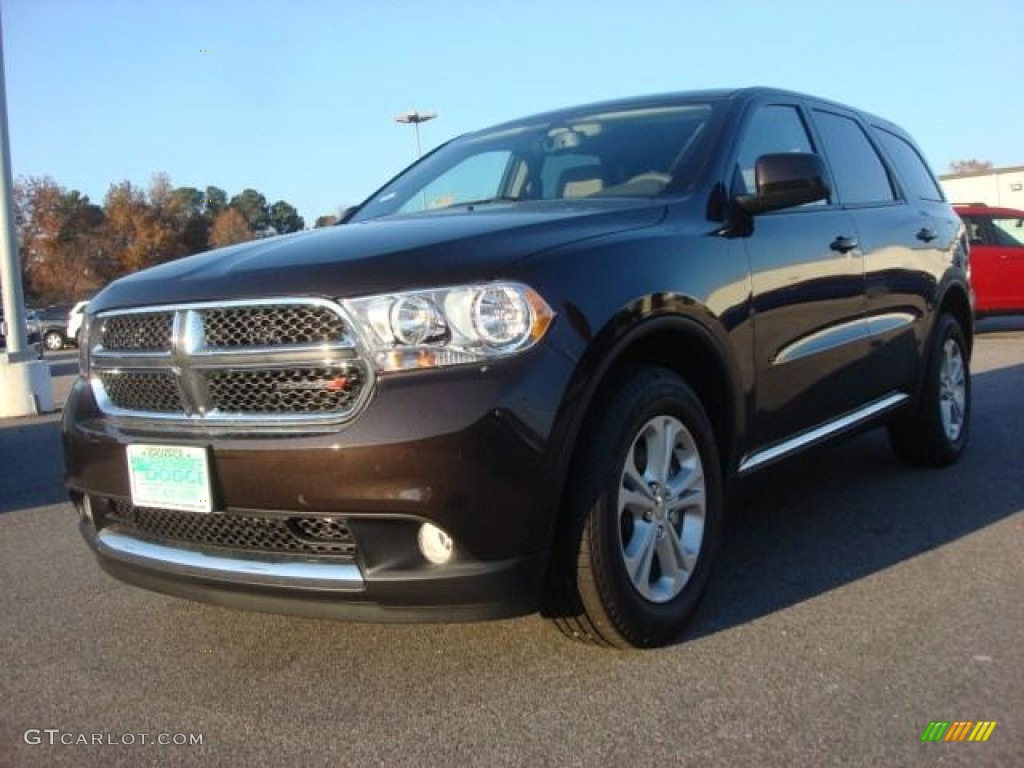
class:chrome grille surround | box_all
[88,298,374,429]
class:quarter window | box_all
[813,110,895,205]
[873,128,944,201]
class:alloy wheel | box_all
[617,415,706,603]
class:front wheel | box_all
[547,367,723,648]
[43,330,65,351]
[888,313,971,466]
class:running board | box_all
[737,392,910,475]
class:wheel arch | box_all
[938,282,974,358]
[540,302,745,550]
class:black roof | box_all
[469,86,901,138]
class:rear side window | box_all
[873,128,944,201]
[812,110,895,205]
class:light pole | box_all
[0,5,52,416]
[395,110,437,159]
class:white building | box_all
[939,165,1024,209]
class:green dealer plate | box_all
[126,444,212,513]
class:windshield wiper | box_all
[443,196,522,209]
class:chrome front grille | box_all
[99,371,183,412]
[203,304,346,347]
[206,366,364,414]
[101,312,174,351]
[88,298,373,428]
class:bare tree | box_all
[948,159,993,175]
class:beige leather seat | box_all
[556,165,606,198]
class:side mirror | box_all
[737,153,830,215]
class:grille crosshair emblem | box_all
[172,309,212,417]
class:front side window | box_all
[732,104,816,197]
[990,216,1024,247]
[812,110,895,205]
[959,215,987,245]
[351,102,720,222]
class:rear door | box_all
[807,106,954,398]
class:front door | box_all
[731,102,869,448]
[964,211,1024,313]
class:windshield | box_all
[351,101,721,222]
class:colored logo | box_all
[921,721,997,742]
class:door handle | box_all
[830,236,859,254]
[916,227,937,242]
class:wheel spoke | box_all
[950,396,963,426]
[623,522,657,589]
[668,487,705,515]
[940,399,955,437]
[680,514,703,571]
[622,461,655,503]
[655,529,682,587]
[620,487,656,514]
[949,353,963,387]
[644,418,678,486]
[668,522,698,574]
[667,456,703,499]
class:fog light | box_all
[418,523,453,565]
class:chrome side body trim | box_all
[93,528,366,591]
[737,392,909,474]
[866,311,917,337]
[772,311,918,365]
[772,317,870,365]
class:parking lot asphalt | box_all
[1,329,1022,768]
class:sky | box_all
[2,0,1021,224]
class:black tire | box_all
[546,367,723,648]
[888,313,970,466]
[43,330,65,351]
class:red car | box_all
[955,204,1024,316]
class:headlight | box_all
[77,314,92,377]
[344,282,554,372]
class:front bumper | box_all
[79,516,545,622]
[64,345,573,620]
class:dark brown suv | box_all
[63,88,972,648]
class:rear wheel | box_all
[888,313,970,466]
[547,367,723,648]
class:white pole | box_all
[0,6,53,417]
[0,8,27,358]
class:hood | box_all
[90,201,665,312]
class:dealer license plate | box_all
[126,444,212,513]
